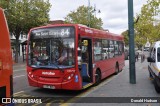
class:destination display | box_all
[31,27,75,39]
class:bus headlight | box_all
[29,72,32,75]
[31,74,34,78]
[28,72,34,78]
[63,73,74,82]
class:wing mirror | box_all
[147,57,155,62]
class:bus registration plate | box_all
[43,85,55,89]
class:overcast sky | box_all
[49,0,147,34]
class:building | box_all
[10,34,27,56]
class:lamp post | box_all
[88,0,90,27]
[94,4,101,17]
[128,0,136,84]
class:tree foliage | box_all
[0,0,51,62]
[121,30,129,46]
[64,5,103,29]
[135,0,160,47]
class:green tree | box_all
[135,0,160,46]
[0,0,51,62]
[121,30,129,46]
[64,5,103,29]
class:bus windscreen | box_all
[28,26,75,69]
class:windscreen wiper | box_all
[31,66,56,72]
[51,62,64,72]
[51,63,60,69]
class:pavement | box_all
[13,56,26,71]
[13,55,160,106]
[64,59,160,106]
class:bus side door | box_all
[80,38,92,82]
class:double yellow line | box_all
[60,74,117,106]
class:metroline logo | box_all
[85,29,93,33]
[42,72,55,75]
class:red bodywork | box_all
[0,7,13,99]
[26,24,125,90]
[27,67,82,90]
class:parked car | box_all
[144,47,150,51]
[147,41,160,93]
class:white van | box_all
[147,41,160,93]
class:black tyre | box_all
[154,79,160,93]
[149,71,153,79]
[94,70,101,86]
[115,63,119,75]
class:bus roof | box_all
[29,24,123,41]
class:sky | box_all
[49,0,148,34]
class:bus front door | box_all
[80,39,92,84]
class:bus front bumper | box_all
[28,75,82,90]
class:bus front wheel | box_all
[94,70,101,86]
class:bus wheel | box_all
[154,79,160,93]
[94,70,101,86]
[115,63,119,75]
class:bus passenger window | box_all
[114,41,119,56]
[102,39,109,60]
[109,41,114,58]
[94,39,102,61]
[118,42,123,55]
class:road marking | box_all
[13,91,24,96]
[60,71,120,106]
[46,99,65,106]
[13,75,25,78]
[14,69,26,72]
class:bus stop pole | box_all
[128,0,136,84]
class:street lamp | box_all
[87,0,90,27]
[94,4,101,17]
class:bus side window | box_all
[109,40,114,58]
[94,39,102,61]
[102,39,109,60]
[118,41,123,55]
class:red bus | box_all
[0,7,13,105]
[26,24,125,90]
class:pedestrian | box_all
[135,52,139,61]
[141,54,145,63]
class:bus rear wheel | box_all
[94,70,101,86]
[115,63,119,75]
[149,71,153,80]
